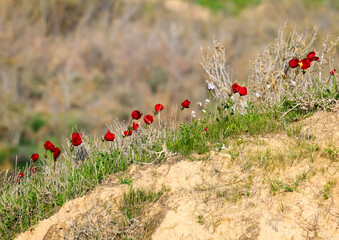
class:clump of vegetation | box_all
[64,186,166,239]
[0,26,338,240]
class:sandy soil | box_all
[15,106,339,240]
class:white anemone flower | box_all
[191,111,196,118]
[207,82,216,91]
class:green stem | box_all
[53,161,56,178]
[178,109,183,125]
[208,92,212,123]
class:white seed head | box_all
[202,109,206,113]
[197,102,202,107]
[255,93,260,98]
[205,99,210,103]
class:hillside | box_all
[1,4,338,238]
[1,0,339,169]
[15,105,339,239]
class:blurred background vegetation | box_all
[0,0,338,170]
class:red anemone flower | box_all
[71,132,82,146]
[289,59,300,68]
[307,51,316,59]
[300,58,311,70]
[49,144,56,152]
[231,83,240,93]
[155,104,164,113]
[133,122,139,131]
[30,167,38,173]
[307,51,319,62]
[31,153,39,162]
[181,99,190,109]
[124,130,133,136]
[131,110,142,120]
[104,130,115,141]
[144,115,154,125]
[16,172,24,182]
[44,141,53,151]
[330,69,336,76]
[238,87,248,96]
[53,147,61,160]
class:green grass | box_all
[0,151,129,239]
[118,175,133,185]
[0,97,336,239]
[67,186,166,239]
[121,185,166,222]
[321,144,339,162]
[320,181,335,200]
[194,0,262,15]
[269,171,308,195]
[167,105,282,156]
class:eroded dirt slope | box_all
[16,106,339,240]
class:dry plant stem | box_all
[246,25,338,113]
[279,104,300,120]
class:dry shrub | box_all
[248,25,338,111]
[200,40,249,114]
[201,26,338,114]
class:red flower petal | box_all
[310,56,319,62]
[300,58,311,70]
[330,69,336,75]
[31,153,39,162]
[131,110,142,120]
[238,86,248,96]
[71,132,82,146]
[104,130,115,141]
[307,51,316,60]
[181,99,190,108]
[289,59,300,68]
[143,115,154,124]
[154,104,164,113]
[231,83,240,93]
[53,147,61,160]
[133,122,139,131]
[49,144,56,152]
[124,130,133,136]
[44,141,53,150]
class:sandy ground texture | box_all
[15,106,339,240]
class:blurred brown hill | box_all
[0,0,338,166]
